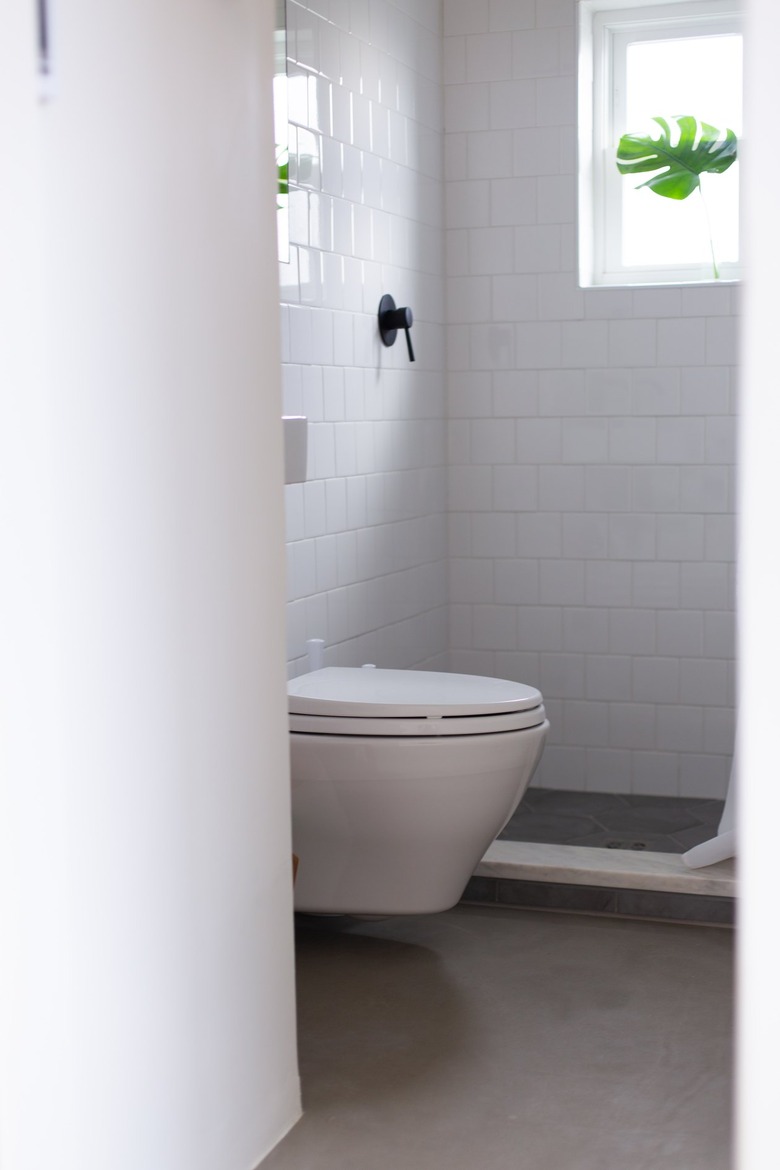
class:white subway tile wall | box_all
[281,0,737,801]
[281,0,448,677]
[443,0,736,799]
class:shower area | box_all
[278,0,736,916]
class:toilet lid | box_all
[287,667,543,719]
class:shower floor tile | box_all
[499,788,725,853]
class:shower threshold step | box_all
[462,840,736,926]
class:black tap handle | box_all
[378,295,415,362]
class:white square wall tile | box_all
[679,754,729,799]
[632,467,680,513]
[517,606,564,651]
[512,27,560,77]
[656,515,705,561]
[561,321,608,368]
[444,36,467,85]
[562,418,609,464]
[516,512,563,557]
[447,180,491,229]
[562,607,609,653]
[513,127,562,176]
[516,418,562,463]
[514,225,562,272]
[584,560,632,607]
[449,465,491,512]
[489,80,537,129]
[495,559,540,605]
[680,658,729,706]
[489,0,536,32]
[490,177,537,226]
[536,175,575,225]
[445,132,468,180]
[631,369,680,415]
[608,609,656,655]
[494,371,540,417]
[471,512,517,556]
[444,0,490,34]
[450,557,494,604]
[704,611,736,658]
[515,322,563,369]
[473,604,518,649]
[632,752,679,797]
[608,702,656,750]
[445,83,491,132]
[535,745,588,791]
[538,273,584,321]
[585,654,632,701]
[539,653,586,699]
[705,316,738,366]
[492,274,538,322]
[539,466,585,511]
[468,129,515,179]
[471,418,516,463]
[656,610,704,657]
[563,699,609,745]
[467,32,513,82]
[632,657,680,704]
[608,418,656,463]
[539,559,585,605]
[495,651,542,689]
[632,562,680,609]
[704,706,736,755]
[561,513,609,559]
[680,366,731,414]
[608,319,657,367]
[705,417,737,465]
[657,317,706,366]
[471,324,516,369]
[447,276,492,323]
[584,466,632,512]
[679,466,730,513]
[534,75,575,126]
[657,705,704,753]
[585,748,633,793]
[493,465,538,510]
[608,514,656,561]
[469,227,516,274]
[656,417,706,464]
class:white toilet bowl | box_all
[288,667,549,916]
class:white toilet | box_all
[288,666,549,916]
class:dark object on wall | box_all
[378,294,415,361]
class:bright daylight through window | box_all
[578,0,742,287]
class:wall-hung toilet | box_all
[288,667,549,916]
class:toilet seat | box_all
[288,667,546,737]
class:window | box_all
[578,0,742,287]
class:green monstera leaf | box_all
[616,115,737,200]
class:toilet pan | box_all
[288,667,549,916]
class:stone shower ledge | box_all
[475,839,736,899]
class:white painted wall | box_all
[0,3,300,1169]
[737,0,780,1162]
[443,0,738,800]
[280,0,448,676]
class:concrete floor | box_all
[261,905,733,1170]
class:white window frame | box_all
[578,0,742,287]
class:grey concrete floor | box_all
[261,905,733,1170]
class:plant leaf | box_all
[616,115,738,200]
[277,159,289,196]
